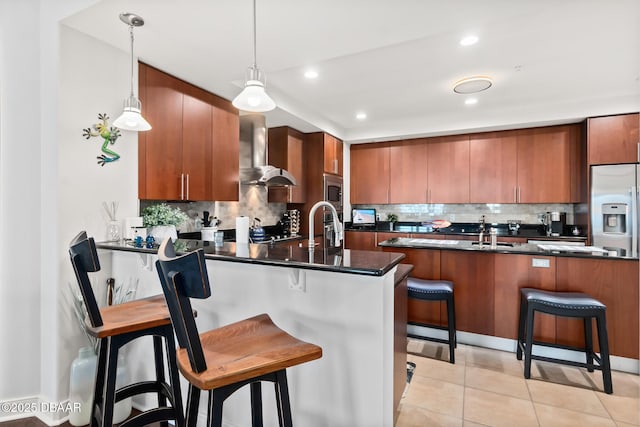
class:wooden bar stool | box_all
[69,231,184,426]
[407,278,457,363]
[155,238,322,427]
[517,288,613,394]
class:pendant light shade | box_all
[232,66,276,112]
[114,13,151,132]
[232,0,276,112]
[113,95,152,131]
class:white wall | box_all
[57,22,140,407]
[0,0,43,401]
[0,0,138,421]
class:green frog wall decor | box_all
[82,113,121,166]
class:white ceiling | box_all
[62,0,640,143]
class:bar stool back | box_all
[69,231,184,426]
[155,238,322,427]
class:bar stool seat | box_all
[517,287,613,394]
[156,238,322,426]
[70,231,184,427]
[407,278,456,363]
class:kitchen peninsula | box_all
[96,239,407,427]
[379,237,639,373]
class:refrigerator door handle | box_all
[632,185,638,258]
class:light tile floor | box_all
[397,338,640,427]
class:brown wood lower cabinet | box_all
[555,257,639,359]
[441,251,495,336]
[344,231,376,251]
[494,254,556,341]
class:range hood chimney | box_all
[239,114,297,186]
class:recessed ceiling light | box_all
[304,70,319,79]
[356,112,367,120]
[465,98,478,105]
[453,76,493,94]
[460,35,479,46]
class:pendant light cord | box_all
[252,0,257,69]
[129,25,135,98]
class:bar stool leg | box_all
[523,306,536,378]
[516,295,527,361]
[250,382,263,426]
[164,329,184,426]
[209,389,224,427]
[185,385,201,427]
[100,340,120,427]
[446,295,456,364]
[584,317,594,372]
[153,336,168,411]
[91,339,108,427]
[596,314,613,394]
[451,295,457,349]
[274,370,293,427]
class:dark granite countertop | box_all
[378,237,637,260]
[96,239,405,276]
[346,221,588,241]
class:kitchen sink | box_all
[471,241,513,247]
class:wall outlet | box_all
[531,258,550,268]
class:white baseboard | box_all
[0,396,72,425]
[408,324,640,374]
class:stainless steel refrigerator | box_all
[591,164,640,258]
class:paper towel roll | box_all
[236,216,250,243]
[236,243,250,258]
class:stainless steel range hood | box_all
[239,114,297,186]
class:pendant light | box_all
[232,0,276,112]
[113,13,152,131]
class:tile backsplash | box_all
[353,203,578,226]
[141,185,286,232]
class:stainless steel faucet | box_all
[478,215,486,244]
[308,201,343,249]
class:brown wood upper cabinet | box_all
[389,137,470,203]
[469,130,518,203]
[323,134,343,176]
[516,125,580,203]
[588,113,639,165]
[354,136,470,204]
[268,127,306,203]
[469,124,582,203]
[389,139,428,203]
[427,135,470,203]
[138,63,239,201]
[350,143,391,204]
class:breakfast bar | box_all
[96,240,406,427]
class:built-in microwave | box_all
[323,173,343,213]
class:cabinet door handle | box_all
[637,142,640,163]
[517,187,521,203]
[333,159,338,174]
[186,174,190,200]
[514,187,517,203]
[181,173,184,200]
